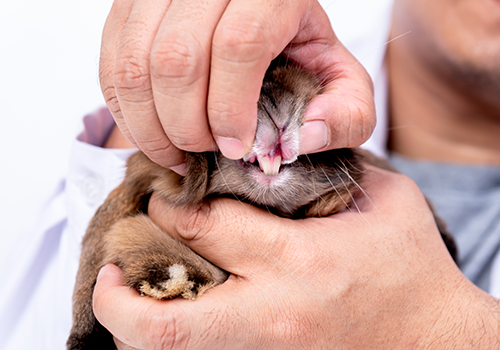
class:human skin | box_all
[388,0,500,164]
[93,0,500,348]
[99,0,375,171]
[93,165,500,350]
[101,129,499,350]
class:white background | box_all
[0,0,393,264]
[0,0,113,263]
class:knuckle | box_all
[213,15,268,63]
[207,99,248,131]
[396,173,422,197]
[101,86,122,115]
[114,52,152,94]
[357,102,376,144]
[99,52,114,89]
[385,171,424,203]
[207,98,233,116]
[150,35,202,86]
[99,57,123,115]
[138,137,182,168]
[168,127,212,152]
[346,95,376,147]
[391,171,417,190]
[140,137,172,154]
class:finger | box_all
[208,0,314,159]
[149,0,230,153]
[147,169,409,275]
[94,264,171,350]
[113,0,185,168]
[94,264,249,350]
[301,45,376,151]
[100,0,135,144]
[148,193,297,275]
[93,265,143,350]
[280,1,376,152]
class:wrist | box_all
[413,273,500,349]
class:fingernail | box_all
[300,121,328,154]
[214,136,246,160]
[170,163,188,177]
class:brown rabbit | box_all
[67,57,457,350]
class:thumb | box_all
[148,194,293,276]
[285,27,376,153]
[301,71,376,152]
[93,264,145,349]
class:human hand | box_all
[93,167,499,349]
[99,0,375,171]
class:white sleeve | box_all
[0,108,136,350]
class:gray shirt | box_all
[390,153,500,292]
